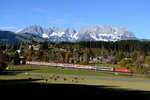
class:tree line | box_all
[77,40,150,53]
[0,40,150,73]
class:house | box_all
[89,56,104,64]
[29,45,41,51]
[19,56,26,64]
[16,49,21,54]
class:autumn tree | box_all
[135,55,144,68]
[0,51,9,62]
[0,51,8,72]
[144,56,150,67]
[55,52,64,63]
[0,62,7,72]
[131,52,138,62]
[36,50,44,61]
[65,52,70,63]
[107,55,118,64]
[82,51,89,64]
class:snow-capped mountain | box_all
[77,25,136,41]
[18,25,45,37]
[61,28,77,42]
[17,25,137,42]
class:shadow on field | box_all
[0,79,150,99]
[0,69,37,75]
[9,68,38,73]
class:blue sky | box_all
[0,0,150,39]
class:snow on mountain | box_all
[73,32,78,40]
[17,25,137,42]
[16,29,22,33]
[77,25,136,42]
[50,32,64,37]
[17,25,45,37]
[61,28,77,42]
[42,33,49,38]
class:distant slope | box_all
[0,31,46,45]
[0,31,21,44]
[17,33,46,42]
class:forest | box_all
[0,40,150,73]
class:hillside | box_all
[0,31,46,45]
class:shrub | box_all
[0,62,7,72]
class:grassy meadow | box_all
[0,64,150,91]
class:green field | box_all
[0,73,150,91]
[0,64,150,92]
[7,65,133,77]
[7,65,148,78]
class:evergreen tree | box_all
[118,51,124,62]
[13,44,19,51]
[120,58,126,67]
[13,52,20,65]
[42,41,49,50]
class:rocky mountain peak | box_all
[17,25,137,42]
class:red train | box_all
[112,68,133,73]
[26,61,133,73]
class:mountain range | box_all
[17,25,137,42]
[0,25,138,44]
